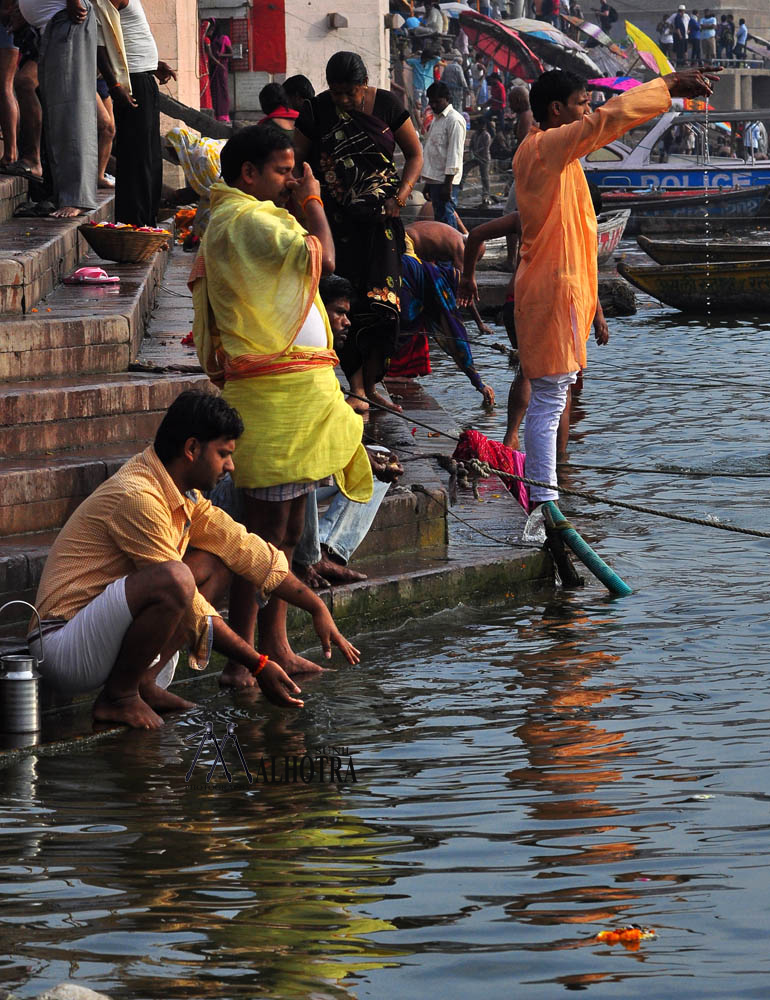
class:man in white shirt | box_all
[699,9,717,62]
[421,80,467,230]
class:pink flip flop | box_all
[63,266,120,285]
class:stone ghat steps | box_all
[0,191,113,314]
[0,373,211,536]
[0,483,448,639]
[0,245,172,379]
[0,370,210,461]
[0,174,28,225]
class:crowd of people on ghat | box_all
[0,0,174,219]
[659,7,751,67]
[23,31,717,731]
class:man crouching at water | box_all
[510,65,719,516]
[29,391,360,730]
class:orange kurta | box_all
[513,78,671,379]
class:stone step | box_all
[0,191,114,313]
[0,174,29,225]
[0,373,211,536]
[0,244,171,379]
[0,484,446,635]
[0,370,209,461]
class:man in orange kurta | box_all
[513,68,717,507]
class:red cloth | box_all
[259,106,299,123]
[452,428,530,512]
[388,334,431,379]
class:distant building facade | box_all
[196,0,391,116]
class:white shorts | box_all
[28,577,178,696]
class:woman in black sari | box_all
[294,52,423,413]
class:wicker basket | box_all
[78,224,170,264]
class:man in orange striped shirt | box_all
[31,391,360,730]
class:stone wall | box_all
[146,0,200,108]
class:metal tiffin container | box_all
[0,601,45,733]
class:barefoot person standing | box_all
[510,66,718,517]
[29,392,360,730]
[190,125,372,682]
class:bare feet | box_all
[93,690,164,729]
[98,175,115,189]
[366,388,403,413]
[293,562,331,590]
[51,206,85,218]
[261,639,324,677]
[347,395,370,415]
[138,682,196,713]
[315,555,367,584]
[219,661,258,688]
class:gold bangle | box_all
[302,194,323,210]
[395,194,407,207]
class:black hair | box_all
[283,74,315,101]
[154,391,244,462]
[529,69,586,126]
[319,274,355,305]
[259,82,290,114]
[326,51,368,86]
[427,80,450,100]
[219,124,293,184]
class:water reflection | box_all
[4,286,770,996]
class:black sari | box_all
[298,91,408,377]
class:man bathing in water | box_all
[30,392,360,730]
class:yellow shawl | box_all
[189,183,372,502]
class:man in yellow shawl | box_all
[190,125,372,682]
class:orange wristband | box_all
[253,653,269,677]
[302,194,323,211]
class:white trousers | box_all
[524,371,578,504]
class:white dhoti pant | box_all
[524,371,578,504]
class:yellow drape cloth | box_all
[92,0,131,93]
[189,183,372,502]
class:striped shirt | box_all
[34,446,288,670]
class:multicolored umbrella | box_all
[624,19,674,75]
[439,2,470,18]
[588,76,642,92]
[560,14,627,59]
[458,10,544,79]
[584,45,627,77]
[502,17,601,76]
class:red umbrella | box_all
[458,10,545,80]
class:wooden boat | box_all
[602,184,770,235]
[617,257,770,312]
[637,234,770,265]
[476,208,629,265]
[597,209,630,263]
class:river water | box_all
[2,276,770,998]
